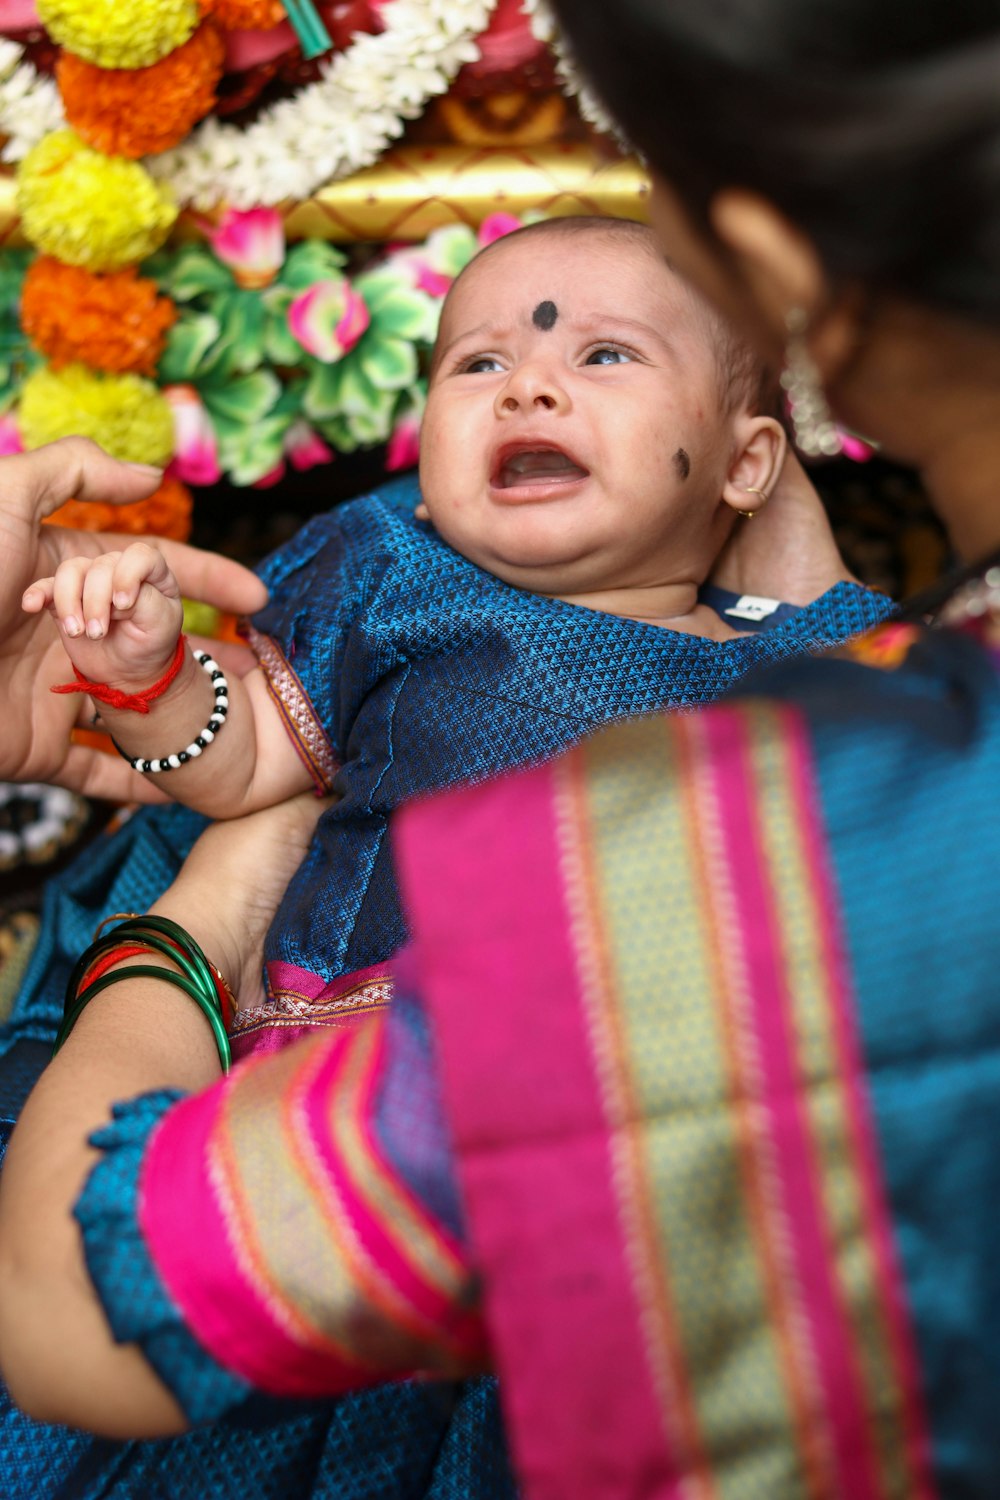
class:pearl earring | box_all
[780,308,842,458]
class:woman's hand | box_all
[711,451,857,605]
[152,792,330,1008]
[0,438,268,800]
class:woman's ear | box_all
[722,414,787,517]
[709,190,861,380]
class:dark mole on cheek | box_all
[532,300,557,331]
[673,448,691,480]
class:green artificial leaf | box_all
[145,243,234,302]
[272,378,306,418]
[281,240,348,292]
[262,287,303,367]
[316,414,359,452]
[346,401,395,445]
[370,287,439,344]
[215,410,291,486]
[201,368,281,425]
[336,356,385,417]
[359,334,418,392]
[158,312,222,383]
[355,269,405,313]
[303,359,348,420]
[204,289,266,377]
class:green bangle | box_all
[54,915,233,1073]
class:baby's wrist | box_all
[92,635,190,705]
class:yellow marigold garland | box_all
[20,365,175,468]
[57,22,225,159]
[21,258,177,376]
[36,0,200,71]
[17,131,177,271]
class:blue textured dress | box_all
[0,475,894,1499]
[247,475,894,985]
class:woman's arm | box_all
[0,796,325,1434]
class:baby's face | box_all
[419,231,742,599]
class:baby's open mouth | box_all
[494,447,589,488]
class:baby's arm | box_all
[22,543,312,816]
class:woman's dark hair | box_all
[552,0,1000,321]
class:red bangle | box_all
[79,937,235,1030]
[51,633,188,714]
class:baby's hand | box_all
[22,542,184,689]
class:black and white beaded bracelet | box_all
[115,649,229,775]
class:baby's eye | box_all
[585,346,634,366]
[461,355,504,374]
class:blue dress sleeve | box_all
[245,479,424,790]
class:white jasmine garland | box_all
[148,0,499,209]
[0,42,64,163]
[522,0,625,146]
[0,0,498,203]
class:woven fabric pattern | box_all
[252,476,894,981]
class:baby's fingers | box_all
[80,551,127,640]
[109,542,180,613]
[51,555,104,639]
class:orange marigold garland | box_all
[21,257,177,375]
[207,0,286,29]
[45,474,193,539]
[57,22,225,159]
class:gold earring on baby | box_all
[780,307,843,458]
[741,486,767,519]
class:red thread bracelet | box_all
[51,634,188,714]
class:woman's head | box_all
[552,0,1000,326]
[551,0,1000,555]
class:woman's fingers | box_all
[1,439,162,526]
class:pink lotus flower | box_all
[477,212,522,247]
[164,385,222,487]
[288,280,370,363]
[209,207,285,289]
[0,411,23,457]
[386,408,421,472]
[285,419,333,472]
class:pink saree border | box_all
[397,764,680,1500]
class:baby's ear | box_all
[414,501,430,522]
[721,415,787,518]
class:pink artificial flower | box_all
[413,263,454,298]
[288,280,370,363]
[477,212,523,247]
[386,408,421,472]
[251,461,287,489]
[164,385,222,487]
[285,419,333,472]
[0,411,23,457]
[209,207,285,289]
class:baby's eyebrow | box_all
[435,320,511,366]
[570,312,678,355]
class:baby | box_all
[25,218,892,987]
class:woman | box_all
[3,1,1000,1491]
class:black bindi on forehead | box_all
[673,448,691,480]
[532,300,558,331]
